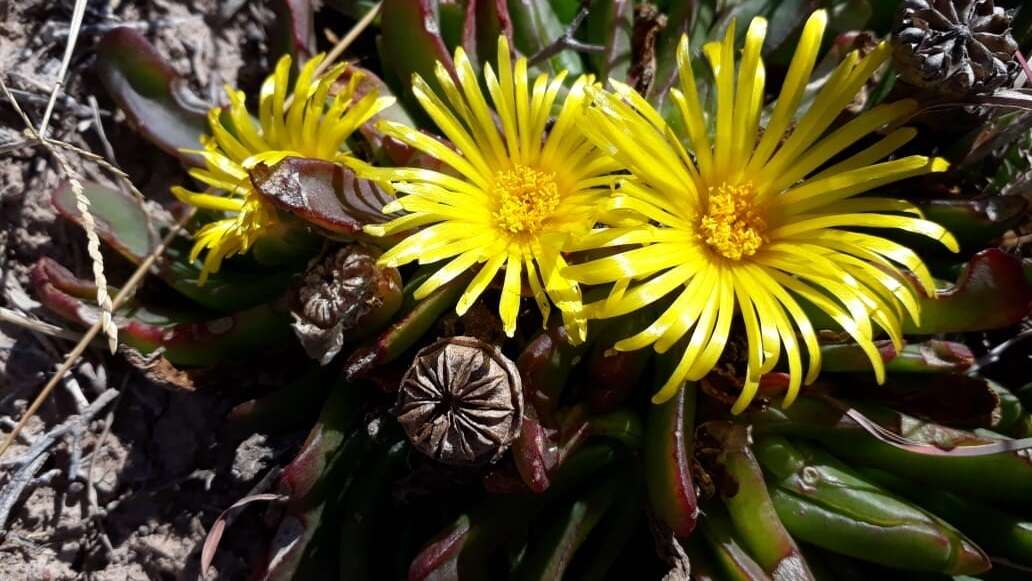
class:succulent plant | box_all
[29,0,1032,578]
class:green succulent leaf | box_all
[380,0,457,116]
[259,382,370,580]
[712,422,815,579]
[343,268,470,380]
[52,181,160,262]
[819,340,973,374]
[336,441,409,581]
[905,249,1032,334]
[408,444,619,580]
[517,322,590,423]
[511,474,621,580]
[697,507,772,581]
[891,198,1029,256]
[861,466,1032,569]
[51,179,294,311]
[95,28,209,166]
[227,366,335,435]
[754,436,991,576]
[251,157,393,241]
[644,380,699,537]
[470,0,516,69]
[31,258,291,366]
[750,396,1032,506]
[269,0,316,64]
[584,0,632,79]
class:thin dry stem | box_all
[0,306,89,342]
[37,0,89,137]
[2,77,119,354]
[283,1,381,109]
[318,1,381,76]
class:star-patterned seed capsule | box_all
[395,336,523,465]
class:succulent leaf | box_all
[96,28,210,166]
[31,258,291,366]
[251,157,394,240]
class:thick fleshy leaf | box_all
[336,441,409,580]
[517,323,590,423]
[95,28,209,166]
[251,157,393,239]
[836,373,998,429]
[512,404,557,493]
[582,310,652,413]
[862,467,1032,569]
[572,474,644,580]
[31,258,291,366]
[709,422,814,580]
[889,197,1029,255]
[755,436,990,576]
[408,444,618,580]
[467,0,514,69]
[819,340,973,374]
[697,508,771,581]
[905,249,1032,334]
[51,179,294,311]
[644,381,698,537]
[985,380,1032,437]
[269,0,315,63]
[227,367,334,435]
[380,0,457,113]
[648,0,699,104]
[510,474,622,580]
[258,381,369,581]
[52,181,161,262]
[438,1,466,52]
[801,249,1032,334]
[750,396,1032,506]
[585,408,643,449]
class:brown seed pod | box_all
[395,336,524,465]
[292,245,401,365]
[893,0,1019,96]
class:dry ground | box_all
[0,1,306,578]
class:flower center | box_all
[699,182,767,260]
[493,165,560,235]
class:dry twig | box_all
[283,1,382,110]
[0,389,119,532]
[527,0,605,68]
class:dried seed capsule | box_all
[292,245,402,365]
[893,0,1019,96]
[396,336,523,465]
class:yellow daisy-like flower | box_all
[172,54,394,283]
[565,11,958,413]
[363,37,620,341]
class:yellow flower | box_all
[172,54,394,283]
[565,11,958,413]
[363,37,619,341]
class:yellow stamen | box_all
[699,182,767,260]
[493,165,560,235]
